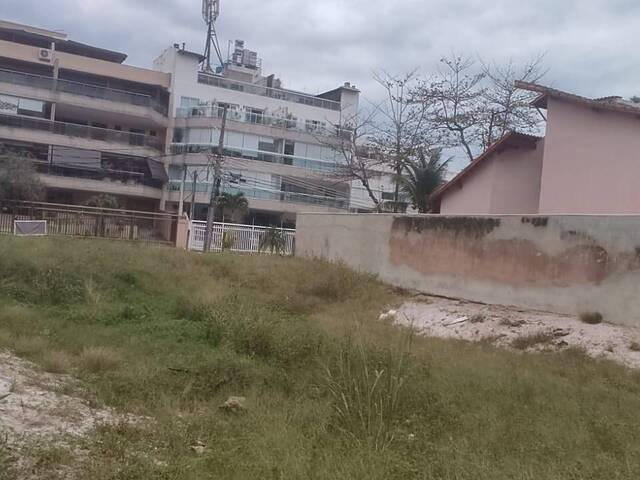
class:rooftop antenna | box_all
[202,0,224,73]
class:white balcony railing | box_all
[175,105,350,138]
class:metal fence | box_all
[0,113,162,150]
[0,68,168,115]
[189,220,295,255]
[0,201,178,245]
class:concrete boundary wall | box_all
[296,213,640,327]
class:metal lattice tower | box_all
[202,0,223,72]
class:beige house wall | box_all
[440,140,544,215]
[539,98,640,214]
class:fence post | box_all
[251,224,256,253]
[129,215,135,240]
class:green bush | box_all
[203,295,324,366]
[32,268,86,305]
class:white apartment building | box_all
[0,20,171,211]
[154,41,395,226]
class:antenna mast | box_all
[202,0,223,73]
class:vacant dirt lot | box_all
[391,296,640,369]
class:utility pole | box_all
[203,106,228,252]
[189,170,198,221]
[178,165,187,216]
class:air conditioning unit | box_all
[38,48,52,63]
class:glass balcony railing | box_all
[34,162,163,189]
[175,105,350,138]
[169,143,339,173]
[197,72,341,111]
[0,113,163,150]
[0,69,168,115]
[168,180,348,209]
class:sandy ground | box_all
[0,352,120,443]
[387,296,640,369]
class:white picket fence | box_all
[188,220,296,255]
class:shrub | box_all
[204,295,324,366]
[297,263,364,302]
[580,312,603,325]
[258,227,287,255]
[322,337,412,450]
[32,268,86,305]
[222,232,235,251]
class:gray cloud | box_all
[4,0,640,102]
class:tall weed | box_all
[323,335,413,450]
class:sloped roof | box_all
[516,81,640,117]
[431,132,541,201]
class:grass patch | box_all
[1,236,640,479]
[79,346,122,373]
[0,431,13,480]
[511,331,556,350]
[580,311,604,325]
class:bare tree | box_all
[319,109,386,212]
[479,54,547,148]
[369,70,433,212]
[419,53,547,162]
[421,55,486,162]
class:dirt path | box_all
[387,296,640,369]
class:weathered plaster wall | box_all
[296,213,640,327]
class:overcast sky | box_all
[5,0,640,103]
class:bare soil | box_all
[0,351,122,443]
[389,296,640,369]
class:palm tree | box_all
[215,192,249,222]
[397,149,451,213]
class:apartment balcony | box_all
[0,113,163,156]
[167,180,348,212]
[0,69,168,124]
[175,105,350,140]
[35,162,163,200]
[197,72,341,111]
[170,143,338,174]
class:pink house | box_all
[432,82,640,215]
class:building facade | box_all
[433,82,640,215]
[0,19,171,211]
[153,42,394,226]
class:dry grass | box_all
[40,350,74,374]
[511,331,556,350]
[78,347,121,373]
